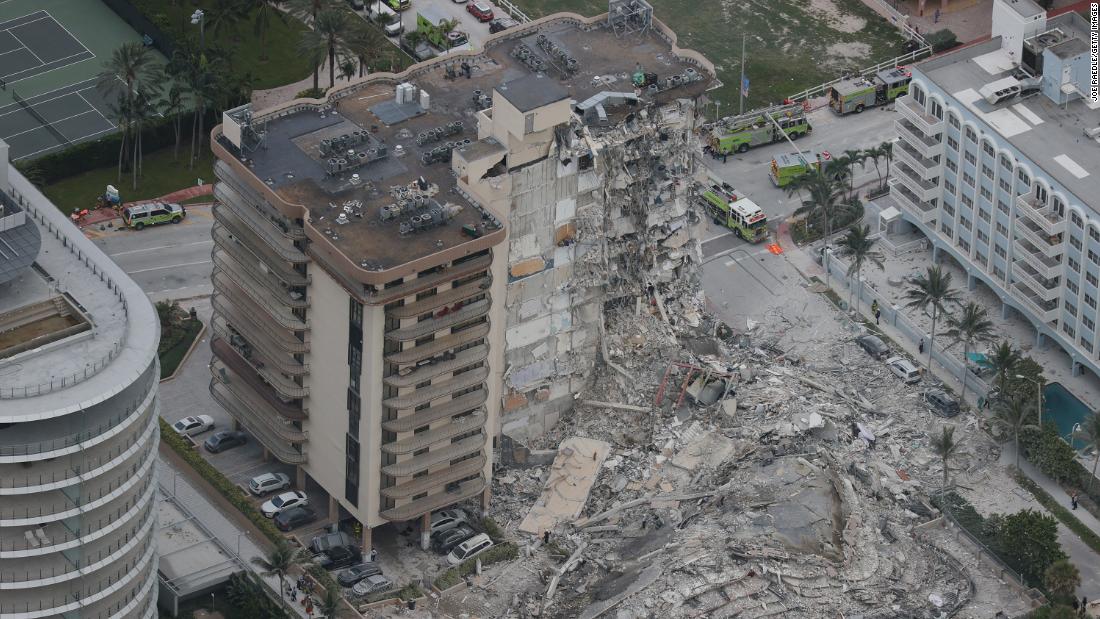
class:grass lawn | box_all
[159,317,204,379]
[134,0,313,90]
[512,0,907,109]
[43,148,215,215]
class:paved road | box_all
[89,204,214,301]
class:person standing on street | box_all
[919,339,925,354]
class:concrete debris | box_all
[519,438,612,535]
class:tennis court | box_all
[0,0,156,161]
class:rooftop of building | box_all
[0,152,158,420]
[916,14,1100,204]
[215,11,712,274]
[0,193,40,285]
[1002,0,1044,18]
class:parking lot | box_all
[358,0,512,55]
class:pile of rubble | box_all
[479,288,1036,618]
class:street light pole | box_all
[191,10,205,53]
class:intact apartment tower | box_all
[0,139,160,618]
[888,0,1100,376]
[209,0,713,548]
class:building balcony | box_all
[892,162,940,202]
[213,224,308,287]
[210,359,307,423]
[384,345,489,388]
[382,410,487,456]
[893,140,943,179]
[385,299,490,342]
[380,476,487,522]
[1015,193,1066,236]
[382,367,490,411]
[209,383,308,464]
[890,179,938,224]
[1011,261,1062,302]
[213,199,307,264]
[1013,243,1064,280]
[1012,280,1060,323]
[1014,218,1064,259]
[386,277,492,319]
[212,337,308,400]
[211,316,308,377]
[380,456,486,501]
[381,434,487,478]
[385,323,490,365]
[213,180,304,241]
[214,160,304,236]
[368,255,493,304]
[382,390,487,433]
[212,249,308,309]
[894,118,945,159]
[212,293,310,354]
[215,272,308,332]
[896,95,945,134]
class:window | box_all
[1072,212,1083,228]
[1082,338,1094,353]
[943,202,955,217]
[965,127,977,142]
[960,216,972,230]
[958,238,971,252]
[1071,235,1083,250]
[1087,294,1097,309]
[1064,322,1076,337]
[345,435,360,507]
[982,164,994,180]
[976,254,988,267]
[963,172,975,187]
[1088,272,1098,286]
[977,229,989,244]
[979,207,991,222]
[980,187,992,201]
[941,221,953,236]
[947,136,960,151]
[946,159,958,173]
[1091,228,1100,243]
[996,222,1008,236]
[1018,169,1030,186]
[994,265,1006,280]
[945,180,956,195]
[999,178,1011,193]
[1036,184,1049,205]
[349,297,363,327]
[1085,316,1096,331]
[995,243,1007,258]
[949,114,960,129]
[1000,155,1012,170]
[1090,249,1100,265]
[913,85,926,104]
[1066,301,1078,317]
[1070,256,1081,272]
[982,142,995,157]
[964,151,977,165]
[997,200,1009,215]
[524,113,535,133]
[961,194,974,208]
[1069,280,1080,294]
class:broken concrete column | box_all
[420,512,431,550]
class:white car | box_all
[172,415,215,437]
[248,472,291,496]
[429,509,469,535]
[261,491,309,518]
[352,574,392,596]
[447,533,493,565]
[886,356,922,384]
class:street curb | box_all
[159,319,207,383]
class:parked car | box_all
[432,525,477,555]
[337,562,382,587]
[261,491,309,518]
[203,430,246,453]
[317,545,362,570]
[383,19,404,36]
[429,508,469,535]
[311,531,354,554]
[248,472,291,496]
[172,415,214,437]
[122,202,185,230]
[447,533,493,565]
[466,1,493,21]
[925,389,960,418]
[855,334,890,360]
[488,17,517,33]
[352,574,393,596]
[446,31,469,46]
[274,506,317,531]
[886,356,922,384]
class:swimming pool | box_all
[1043,382,1093,450]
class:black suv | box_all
[855,334,890,360]
[925,389,960,418]
[317,545,362,570]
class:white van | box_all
[446,533,493,565]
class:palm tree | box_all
[247,0,287,61]
[317,584,341,618]
[863,144,885,188]
[841,148,865,202]
[286,0,340,22]
[160,76,186,161]
[339,59,356,82]
[128,91,158,190]
[987,340,1022,399]
[994,396,1035,469]
[1083,411,1100,492]
[1043,559,1081,605]
[97,42,159,181]
[785,163,847,285]
[204,0,247,42]
[298,9,353,89]
[347,21,389,77]
[879,140,895,190]
[931,425,960,507]
[905,265,960,370]
[944,301,995,400]
[251,543,302,602]
[839,224,884,315]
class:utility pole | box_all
[738,34,746,115]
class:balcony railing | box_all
[382,367,490,410]
[385,324,490,365]
[214,160,305,239]
[213,201,307,264]
[212,249,308,309]
[890,179,937,224]
[368,255,493,304]
[1015,193,1066,236]
[210,360,307,424]
[1013,239,1064,279]
[894,118,944,159]
[892,162,939,201]
[894,140,943,178]
[381,434,486,478]
[896,95,945,134]
[382,390,487,433]
[212,293,310,354]
[385,299,490,341]
[382,410,487,456]
[210,316,308,377]
[213,223,308,286]
[379,476,486,522]
[209,383,308,464]
[214,272,307,332]
[384,345,489,388]
[1014,218,1064,258]
[380,456,486,500]
[1012,280,1059,323]
[212,337,309,400]
[1011,262,1061,302]
[386,277,492,319]
[214,181,304,242]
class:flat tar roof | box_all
[497,74,569,112]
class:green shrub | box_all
[159,418,284,546]
[481,517,505,543]
[159,319,203,379]
[925,29,960,53]
[305,562,339,596]
[295,88,327,100]
[1020,423,1081,485]
[433,542,519,590]
[1015,473,1100,556]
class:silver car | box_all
[352,574,392,596]
[886,356,921,384]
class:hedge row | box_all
[1019,423,1100,512]
[433,542,519,590]
[1014,472,1100,556]
[158,417,284,546]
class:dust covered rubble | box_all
[487,301,1032,619]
